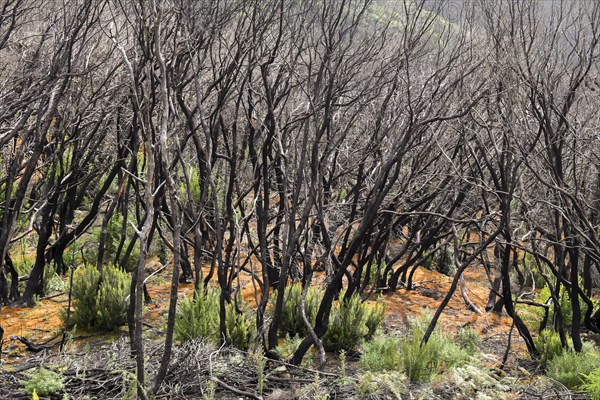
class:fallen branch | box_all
[207,344,263,400]
[10,336,50,352]
[0,325,3,362]
[211,376,263,400]
[11,332,101,353]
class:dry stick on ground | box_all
[501,320,516,368]
[460,275,483,315]
[12,332,102,353]
[453,223,483,315]
[207,346,263,400]
[0,325,4,362]
[301,272,326,366]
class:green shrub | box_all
[70,264,101,327]
[276,285,384,351]
[365,301,385,340]
[547,350,600,390]
[323,293,385,352]
[95,264,130,330]
[274,333,303,359]
[400,316,470,382]
[22,368,65,397]
[277,283,322,338]
[360,261,389,289]
[522,279,597,332]
[175,288,254,350]
[534,329,568,367]
[103,214,122,263]
[355,371,406,399]
[520,253,548,288]
[456,326,481,355]
[582,367,600,400]
[43,264,65,294]
[175,287,220,343]
[225,301,253,351]
[299,372,330,400]
[434,247,455,276]
[80,214,140,271]
[360,334,403,372]
[433,364,512,399]
[67,263,130,330]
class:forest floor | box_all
[0,260,584,399]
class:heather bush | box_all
[175,287,254,350]
[67,263,130,330]
[277,283,322,338]
[547,349,600,390]
[22,368,65,397]
[323,292,385,352]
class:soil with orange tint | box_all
[1,298,65,348]
[0,260,520,367]
[381,266,513,335]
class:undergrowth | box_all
[520,279,597,332]
[547,347,600,390]
[323,292,385,352]
[66,263,130,330]
[360,316,472,383]
[277,283,322,338]
[175,288,253,350]
[22,367,65,397]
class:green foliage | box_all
[433,364,512,399]
[434,247,455,276]
[399,316,470,382]
[360,334,403,372]
[355,371,406,399]
[23,368,65,397]
[360,261,388,289]
[95,264,130,330]
[547,350,600,390]
[520,253,548,288]
[275,285,383,352]
[75,213,140,271]
[179,167,202,205]
[43,264,66,294]
[323,293,385,352]
[299,372,330,400]
[365,301,385,340]
[225,301,253,351]
[175,288,254,350]
[251,348,267,394]
[339,350,347,379]
[534,329,568,367]
[12,254,32,276]
[277,283,322,338]
[582,368,600,400]
[455,326,481,355]
[67,263,130,330]
[175,287,220,343]
[6,254,32,294]
[103,214,123,263]
[203,379,216,400]
[522,279,598,332]
[108,214,140,271]
[273,333,303,359]
[70,264,101,327]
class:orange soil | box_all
[381,266,513,337]
[1,299,65,343]
[1,260,515,363]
